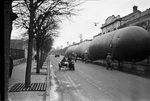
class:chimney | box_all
[133,5,138,13]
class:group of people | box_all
[82,52,113,70]
[81,53,88,63]
[59,52,113,70]
[70,52,89,63]
[59,55,74,69]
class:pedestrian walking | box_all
[9,56,13,78]
[73,53,77,62]
[106,53,113,70]
[84,53,88,63]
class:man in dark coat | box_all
[106,53,113,70]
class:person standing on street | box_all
[74,53,77,62]
[84,53,88,63]
[106,53,113,70]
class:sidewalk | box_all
[8,60,50,101]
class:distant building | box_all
[72,42,76,45]
[100,5,150,35]
[101,15,121,34]
[10,39,36,59]
[120,6,150,31]
[119,5,141,28]
[93,33,102,38]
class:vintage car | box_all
[58,57,75,70]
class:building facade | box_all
[100,6,150,34]
[101,15,121,34]
[119,6,150,31]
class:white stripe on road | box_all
[49,61,59,101]
[65,73,89,101]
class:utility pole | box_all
[67,41,69,46]
[79,34,83,42]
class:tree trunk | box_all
[4,0,14,100]
[36,46,40,73]
[25,34,33,87]
[25,1,35,87]
[40,48,43,69]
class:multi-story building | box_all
[119,6,150,31]
[101,15,121,34]
[100,5,150,34]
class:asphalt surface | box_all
[49,55,150,101]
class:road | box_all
[49,55,150,101]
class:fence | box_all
[10,48,25,60]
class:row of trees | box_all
[4,0,82,100]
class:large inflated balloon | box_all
[65,45,78,57]
[75,41,91,58]
[89,26,150,62]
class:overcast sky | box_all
[11,0,150,49]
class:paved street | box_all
[49,55,150,101]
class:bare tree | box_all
[34,16,59,73]
[41,36,54,68]
[12,0,81,87]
